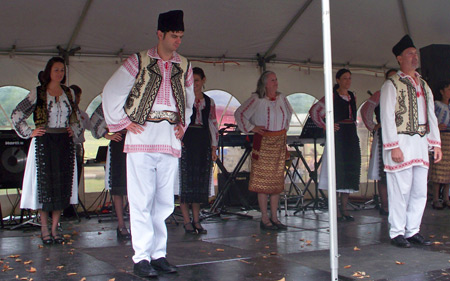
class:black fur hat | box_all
[158,10,184,32]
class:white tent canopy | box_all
[1,0,450,107]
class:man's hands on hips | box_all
[126,122,144,134]
[434,147,443,163]
[391,147,404,163]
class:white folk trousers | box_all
[386,166,428,239]
[127,152,177,263]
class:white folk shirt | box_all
[234,93,293,133]
[360,90,380,132]
[102,47,194,158]
[380,71,441,172]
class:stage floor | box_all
[1,202,450,281]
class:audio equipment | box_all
[420,44,450,93]
[0,130,30,189]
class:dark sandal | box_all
[41,233,53,245]
[193,222,207,234]
[117,227,132,240]
[53,235,65,244]
[183,222,196,234]
[260,220,278,230]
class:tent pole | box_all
[321,0,339,280]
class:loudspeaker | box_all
[218,172,257,208]
[0,130,30,189]
[420,44,450,93]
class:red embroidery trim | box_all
[427,138,441,146]
[239,98,256,133]
[384,159,429,171]
[383,141,399,148]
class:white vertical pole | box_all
[321,0,339,280]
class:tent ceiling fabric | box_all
[1,0,450,69]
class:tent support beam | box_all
[264,0,314,59]
[257,0,314,71]
[322,0,339,279]
[67,0,93,51]
[397,0,410,35]
[57,46,81,65]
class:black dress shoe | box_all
[391,235,411,248]
[151,257,177,273]
[260,220,278,230]
[407,233,432,246]
[133,260,158,277]
[270,219,287,230]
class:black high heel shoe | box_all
[270,219,287,230]
[183,222,196,234]
[117,227,132,240]
[193,221,207,234]
[379,208,389,216]
[260,220,278,230]
[343,215,354,222]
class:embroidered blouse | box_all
[234,93,293,133]
[11,88,82,140]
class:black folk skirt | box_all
[334,123,361,191]
[108,136,127,196]
[35,131,74,211]
[179,126,212,204]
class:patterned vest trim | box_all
[33,85,78,128]
[388,74,430,136]
[124,50,189,125]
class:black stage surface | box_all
[1,203,450,281]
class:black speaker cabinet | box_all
[420,44,450,93]
[0,130,30,189]
[218,172,257,208]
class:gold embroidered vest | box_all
[389,74,430,136]
[124,50,189,125]
[33,85,79,128]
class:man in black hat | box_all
[380,35,442,248]
[102,10,194,277]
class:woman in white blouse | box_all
[235,71,293,230]
[11,57,81,245]
[179,67,219,234]
[309,69,361,222]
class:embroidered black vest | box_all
[33,85,78,128]
[388,74,430,136]
[124,50,190,126]
[190,94,211,130]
